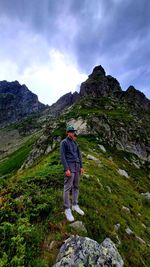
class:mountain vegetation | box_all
[0,66,150,266]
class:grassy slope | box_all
[0,135,150,267]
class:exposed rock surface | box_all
[80,65,122,98]
[53,235,124,267]
[20,126,62,170]
[98,144,106,153]
[141,192,150,199]
[67,117,89,135]
[49,91,79,116]
[118,85,150,111]
[78,65,150,162]
[125,227,133,235]
[69,221,87,234]
[122,206,130,213]
[87,154,100,162]
[88,114,150,162]
[0,80,45,127]
[118,169,129,178]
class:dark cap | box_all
[66,125,76,132]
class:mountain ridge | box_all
[0,65,149,129]
[0,80,46,128]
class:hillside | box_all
[0,66,150,267]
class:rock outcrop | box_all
[49,91,79,116]
[74,66,150,162]
[80,65,122,97]
[53,235,124,267]
[118,86,150,112]
[0,80,45,127]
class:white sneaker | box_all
[65,208,74,222]
[72,205,84,216]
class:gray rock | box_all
[114,223,121,231]
[135,235,146,245]
[106,186,112,193]
[53,235,124,267]
[84,174,90,179]
[132,162,140,169]
[98,144,106,153]
[125,227,133,235]
[87,154,100,162]
[97,178,104,188]
[122,206,130,213]
[118,169,129,178]
[48,240,57,251]
[141,192,150,199]
[67,117,88,135]
[70,221,87,234]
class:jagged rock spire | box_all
[80,65,121,97]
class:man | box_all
[60,125,84,222]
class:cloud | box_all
[20,49,87,104]
[0,45,87,104]
[0,0,150,102]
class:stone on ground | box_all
[52,235,124,267]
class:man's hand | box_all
[80,168,84,175]
[65,169,71,177]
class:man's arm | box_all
[77,146,83,168]
[60,140,69,171]
[77,146,84,174]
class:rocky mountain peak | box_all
[89,65,106,78]
[80,65,121,97]
[0,80,45,127]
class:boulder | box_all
[141,192,150,199]
[125,227,133,235]
[69,221,87,234]
[53,235,124,267]
[118,169,129,178]
[98,144,106,153]
[114,223,121,231]
[87,154,100,162]
[122,206,130,213]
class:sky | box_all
[0,0,150,105]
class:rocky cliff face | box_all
[77,66,150,162]
[49,91,79,116]
[80,65,150,112]
[0,80,45,127]
[80,65,122,97]
[118,85,150,112]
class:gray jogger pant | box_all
[63,171,80,209]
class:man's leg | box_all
[72,170,84,216]
[72,171,80,206]
[64,173,75,209]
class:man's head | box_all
[66,125,76,139]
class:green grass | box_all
[63,96,135,124]
[0,135,150,267]
[0,135,38,178]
